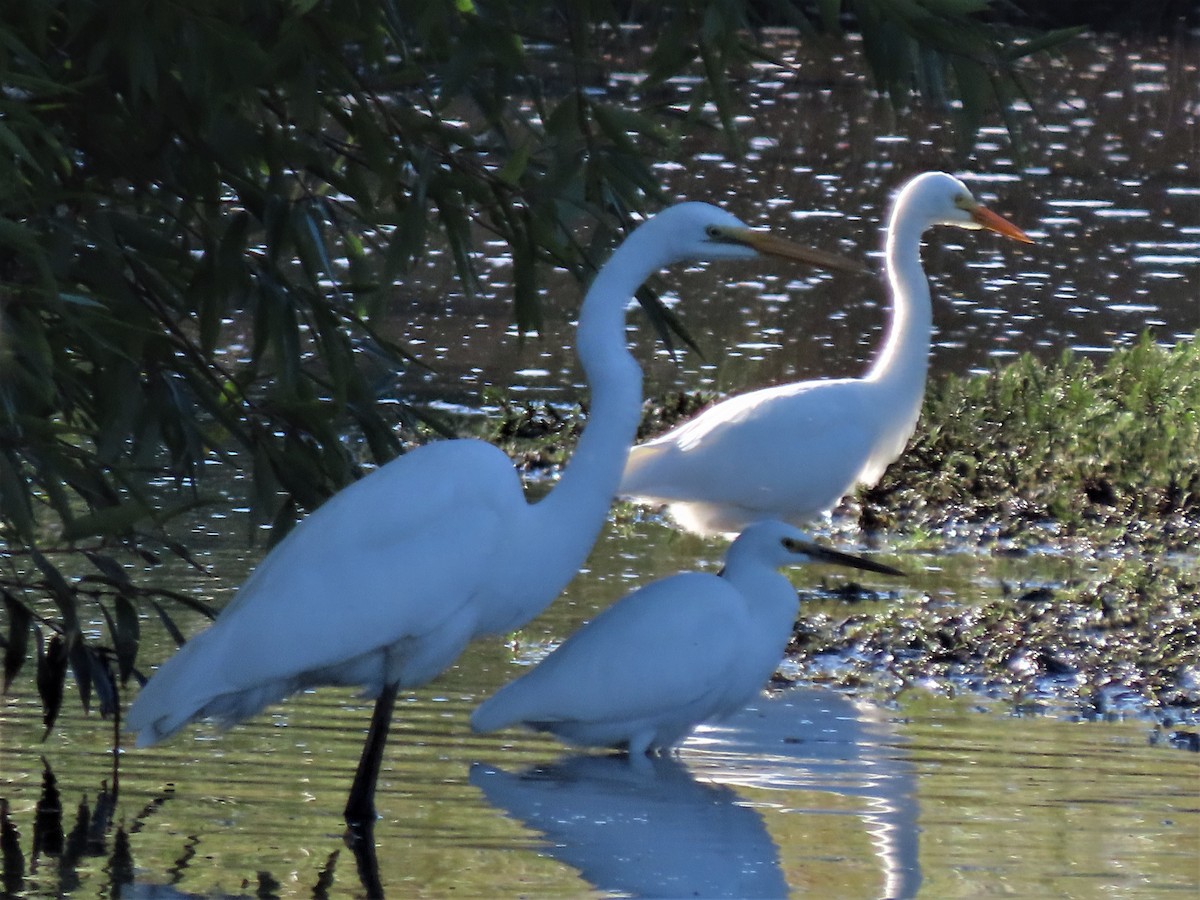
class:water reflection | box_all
[2,677,1196,896]
[685,689,921,900]
[472,754,789,899]
[0,761,130,898]
[0,741,389,897]
[473,687,922,899]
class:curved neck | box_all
[864,205,934,402]
[532,236,661,549]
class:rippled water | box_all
[386,31,1197,414]
[2,28,1199,900]
[2,681,1196,897]
[2,516,1198,897]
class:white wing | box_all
[624,379,890,516]
[129,439,526,741]
[472,572,747,734]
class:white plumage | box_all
[619,172,1032,535]
[125,202,855,821]
[471,519,901,754]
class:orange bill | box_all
[970,205,1034,243]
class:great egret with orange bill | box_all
[619,172,1033,535]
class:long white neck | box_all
[865,201,934,402]
[531,235,656,564]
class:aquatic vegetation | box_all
[859,332,1200,550]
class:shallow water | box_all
[2,25,1199,900]
[2,674,1196,897]
[2,518,1198,898]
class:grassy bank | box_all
[817,333,1200,724]
[857,332,1200,552]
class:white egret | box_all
[470,519,902,755]
[125,202,860,825]
[618,172,1033,535]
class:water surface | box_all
[386,31,1198,413]
[2,518,1197,897]
[2,27,1199,900]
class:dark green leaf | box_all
[114,595,141,683]
[66,631,93,714]
[950,55,991,151]
[88,647,119,718]
[634,285,704,361]
[149,600,188,650]
[1005,26,1085,61]
[29,550,80,637]
[83,552,132,588]
[512,224,541,335]
[2,592,33,692]
[496,141,533,186]
[36,632,69,737]
[0,451,36,541]
[60,501,156,543]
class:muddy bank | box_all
[795,337,1200,729]
[781,555,1199,729]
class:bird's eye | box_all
[705,224,723,239]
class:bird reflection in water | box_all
[685,687,923,900]
[472,687,922,899]
[471,753,789,899]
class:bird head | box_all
[902,172,1033,243]
[648,202,866,273]
[730,519,904,576]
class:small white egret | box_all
[125,202,859,824]
[619,172,1033,535]
[470,519,902,755]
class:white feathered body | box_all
[618,371,923,535]
[127,202,788,749]
[128,440,574,746]
[471,523,805,755]
[618,171,1022,536]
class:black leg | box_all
[344,683,399,827]
[344,818,384,899]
